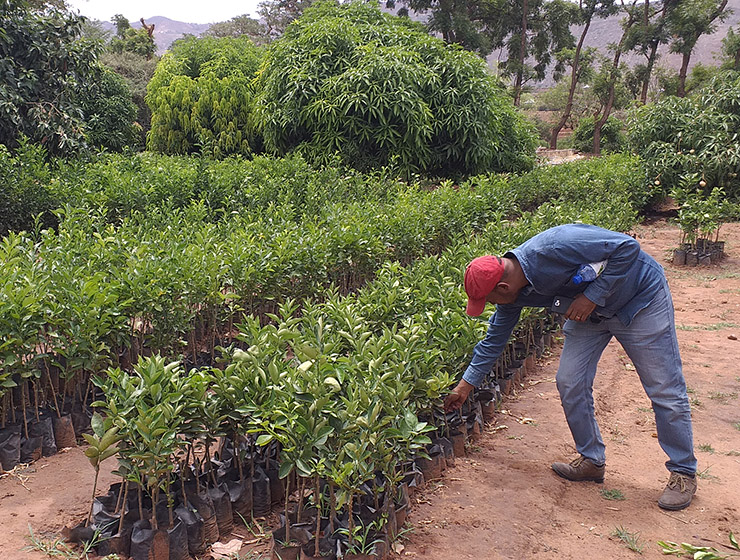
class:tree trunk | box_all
[513,0,529,106]
[550,15,593,149]
[640,40,660,104]
[677,51,691,97]
[593,2,638,154]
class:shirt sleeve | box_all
[462,305,522,387]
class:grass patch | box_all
[697,443,715,454]
[708,391,738,403]
[733,422,740,432]
[690,396,702,409]
[726,450,740,456]
[600,488,626,501]
[612,526,644,554]
[676,322,739,331]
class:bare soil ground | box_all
[2,218,739,560]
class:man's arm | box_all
[444,305,522,411]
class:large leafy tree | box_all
[622,0,678,104]
[667,0,730,97]
[205,14,270,45]
[254,0,537,176]
[146,36,264,157]
[0,0,102,154]
[498,0,577,105]
[549,0,618,148]
[109,14,156,59]
[721,26,740,71]
[257,0,316,39]
[389,0,504,57]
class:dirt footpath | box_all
[403,219,740,559]
[1,219,739,560]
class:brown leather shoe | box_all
[551,455,605,482]
[658,472,697,511]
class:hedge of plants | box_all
[0,153,647,558]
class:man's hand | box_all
[444,379,475,412]
[565,293,597,322]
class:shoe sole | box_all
[551,466,604,483]
[658,499,693,511]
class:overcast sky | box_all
[66,0,262,25]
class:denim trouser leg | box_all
[613,284,696,475]
[557,321,612,465]
[557,282,697,475]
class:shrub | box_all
[253,0,537,176]
[0,141,57,236]
[628,73,740,201]
[146,36,265,157]
[100,51,159,140]
[77,66,140,151]
[572,115,625,154]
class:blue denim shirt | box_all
[462,224,666,387]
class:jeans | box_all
[556,280,697,475]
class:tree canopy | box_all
[0,0,101,154]
[253,0,537,176]
[146,36,265,157]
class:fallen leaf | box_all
[728,334,738,341]
[394,543,405,554]
[210,538,243,559]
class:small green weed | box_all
[697,443,715,454]
[676,322,739,331]
[600,488,626,501]
[726,450,740,456]
[708,391,738,402]
[612,526,644,553]
[637,407,652,413]
[25,526,81,559]
[690,396,702,409]
[697,466,719,481]
[733,422,740,432]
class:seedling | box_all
[612,526,644,553]
[600,488,626,501]
[734,422,740,432]
[697,443,715,454]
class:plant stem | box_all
[137,482,144,521]
[21,381,29,440]
[87,466,100,527]
[284,473,291,545]
[314,474,321,557]
[114,476,126,514]
[117,480,128,536]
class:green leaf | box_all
[90,412,105,438]
[278,460,294,479]
[256,434,274,446]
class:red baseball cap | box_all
[464,255,504,316]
